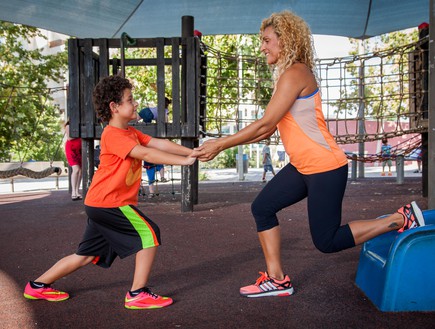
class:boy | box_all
[381,137,393,176]
[24,75,196,309]
[261,139,276,182]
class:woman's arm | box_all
[196,64,313,161]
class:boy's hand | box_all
[190,148,203,159]
[184,155,197,166]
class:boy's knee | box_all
[75,254,97,266]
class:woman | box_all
[195,11,424,298]
[65,120,82,200]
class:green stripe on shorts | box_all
[119,205,156,248]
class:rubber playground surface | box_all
[1,177,434,329]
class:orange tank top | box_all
[277,90,347,174]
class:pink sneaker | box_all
[124,287,173,309]
[23,282,69,302]
[397,201,425,233]
[240,272,294,298]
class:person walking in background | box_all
[24,75,196,309]
[194,10,425,298]
[261,139,276,182]
[64,120,82,201]
[381,137,393,176]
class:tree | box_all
[201,34,272,134]
[0,22,67,162]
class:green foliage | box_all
[199,147,238,169]
[0,21,67,162]
[198,171,209,181]
[201,34,272,133]
[124,46,174,107]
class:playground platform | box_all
[1,177,434,329]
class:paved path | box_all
[0,165,423,194]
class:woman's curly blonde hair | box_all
[260,11,316,81]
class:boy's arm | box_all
[129,140,196,166]
[129,144,196,166]
[146,138,192,156]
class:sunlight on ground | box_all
[0,192,50,205]
[0,270,36,329]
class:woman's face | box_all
[260,26,280,65]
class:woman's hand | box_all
[194,139,223,162]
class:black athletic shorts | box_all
[76,205,161,268]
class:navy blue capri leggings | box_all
[251,163,355,253]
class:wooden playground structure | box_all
[67,16,205,211]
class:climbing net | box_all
[200,38,428,161]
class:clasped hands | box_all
[190,139,222,162]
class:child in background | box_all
[24,75,196,310]
[381,137,393,176]
[139,97,171,123]
[261,139,276,182]
[143,161,168,198]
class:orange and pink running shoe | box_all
[397,201,425,233]
[24,282,69,302]
[124,287,173,310]
[240,271,294,298]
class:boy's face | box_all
[114,88,138,121]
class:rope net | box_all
[200,37,428,162]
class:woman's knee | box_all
[311,223,355,253]
[251,200,279,231]
[312,240,337,253]
[251,198,268,223]
[312,233,353,254]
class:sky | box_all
[313,34,353,59]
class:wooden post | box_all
[181,15,196,212]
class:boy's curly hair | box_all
[260,11,316,81]
[93,75,133,123]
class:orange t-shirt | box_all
[277,90,347,175]
[85,126,151,208]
